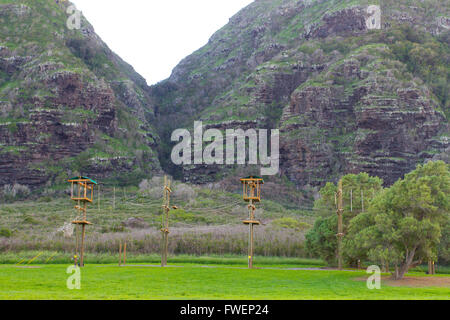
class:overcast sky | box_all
[71,0,253,85]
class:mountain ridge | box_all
[0,0,161,191]
[0,0,448,202]
[151,0,449,189]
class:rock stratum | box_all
[151,0,449,189]
[0,0,449,199]
[0,0,161,189]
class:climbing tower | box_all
[68,176,97,267]
[161,176,178,267]
[240,176,264,269]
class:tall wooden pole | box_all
[69,178,95,268]
[240,178,262,270]
[80,225,85,267]
[337,179,344,270]
[247,182,258,269]
[80,201,87,267]
[166,180,170,265]
[248,198,254,269]
[161,176,173,267]
[161,176,166,267]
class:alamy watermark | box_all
[366,5,381,30]
[437,16,450,30]
[65,3,81,30]
[171,121,279,176]
[66,265,81,290]
[366,265,381,290]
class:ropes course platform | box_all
[243,220,260,225]
[72,220,92,225]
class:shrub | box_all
[0,228,12,238]
[171,209,206,223]
[272,217,311,231]
[3,183,30,200]
[172,183,196,201]
[22,215,39,225]
[38,196,52,203]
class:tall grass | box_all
[0,181,314,260]
[0,225,307,257]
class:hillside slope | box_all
[0,0,448,199]
[151,0,449,187]
[0,0,161,191]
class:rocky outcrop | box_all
[279,52,448,186]
[0,0,448,196]
[0,0,161,190]
[152,0,449,192]
[280,65,448,186]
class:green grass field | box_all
[1,262,449,300]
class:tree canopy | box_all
[306,161,449,279]
[345,161,449,279]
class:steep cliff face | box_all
[0,0,448,196]
[279,44,447,186]
[151,0,449,189]
[0,0,161,189]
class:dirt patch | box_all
[355,275,450,288]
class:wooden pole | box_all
[69,178,95,268]
[337,179,344,270]
[163,228,166,267]
[161,176,166,267]
[240,179,262,270]
[75,223,79,260]
[164,232,168,266]
[250,222,254,269]
[80,224,86,267]
[161,234,165,267]
[248,194,255,269]
[161,176,172,267]
[79,201,87,267]
[165,179,171,266]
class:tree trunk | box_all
[391,247,417,280]
[393,265,399,279]
[394,263,410,280]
